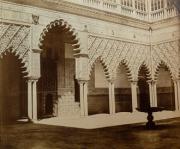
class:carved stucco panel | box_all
[88,35,179,81]
[0,23,31,76]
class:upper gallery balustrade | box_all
[47,0,179,22]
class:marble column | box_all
[83,81,88,116]
[79,80,88,116]
[173,80,179,111]
[108,81,115,114]
[131,81,138,112]
[32,80,38,121]
[148,81,153,107]
[111,82,116,114]
[27,80,33,120]
[152,81,158,107]
[177,80,180,111]
[27,79,38,121]
[79,81,85,116]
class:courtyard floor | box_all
[0,117,180,149]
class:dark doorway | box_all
[0,52,27,124]
[138,66,150,110]
[45,94,54,116]
[37,55,57,118]
[38,21,78,118]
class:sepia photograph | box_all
[0,0,180,148]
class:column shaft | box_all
[131,82,138,112]
[148,82,153,107]
[28,80,33,120]
[109,82,113,114]
[32,80,38,121]
[111,83,115,114]
[80,82,85,116]
[154,83,158,107]
[83,82,88,116]
[177,81,180,110]
[174,81,179,111]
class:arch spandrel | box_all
[0,22,31,77]
[88,56,111,81]
[38,19,84,56]
[153,60,177,81]
[137,62,152,81]
[38,19,89,80]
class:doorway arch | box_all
[114,63,132,112]
[0,52,27,123]
[38,19,80,118]
[137,65,150,110]
[88,59,109,115]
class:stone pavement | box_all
[0,117,180,149]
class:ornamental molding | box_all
[151,40,180,80]
[39,19,81,56]
[0,22,30,76]
[3,0,149,30]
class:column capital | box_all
[173,79,180,83]
[131,80,138,85]
[78,79,89,84]
[147,80,157,84]
[151,80,157,84]
[27,77,39,81]
[32,48,42,53]
[108,79,115,84]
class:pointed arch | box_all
[88,56,110,80]
[114,59,132,112]
[138,61,151,81]
[0,23,30,77]
[39,19,80,55]
[154,60,174,81]
[115,59,133,82]
[155,60,175,111]
[0,50,28,77]
[0,51,28,122]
